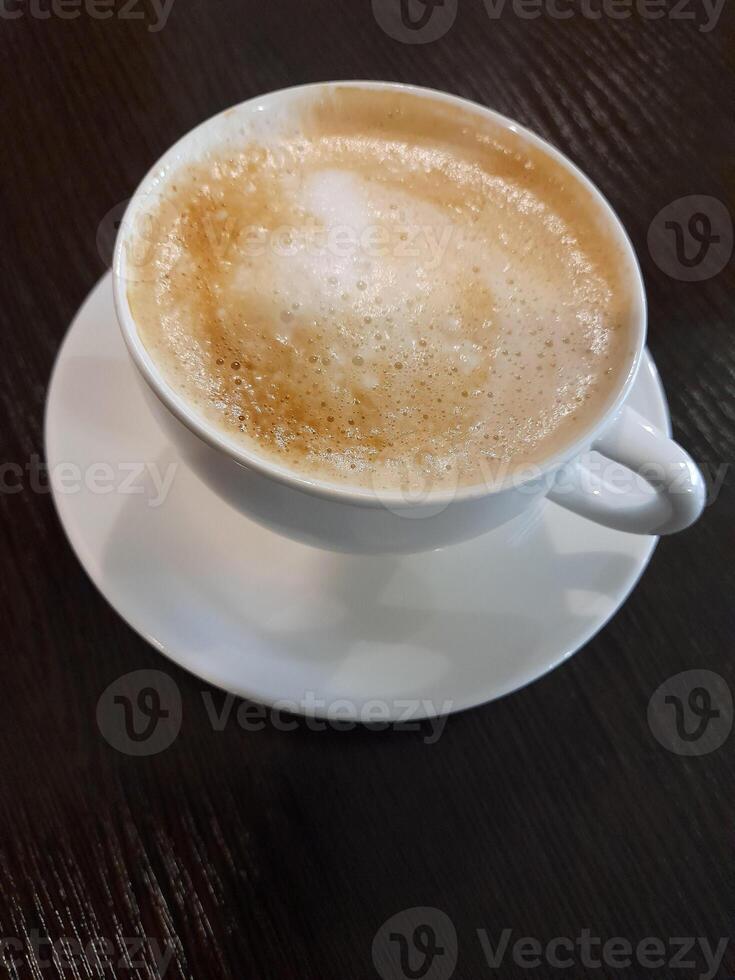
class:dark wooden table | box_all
[1,2,733,977]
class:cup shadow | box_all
[100,449,642,706]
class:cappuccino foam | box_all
[127,87,638,491]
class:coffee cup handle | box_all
[546,405,706,534]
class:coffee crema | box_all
[127,87,638,491]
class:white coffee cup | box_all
[113,81,706,554]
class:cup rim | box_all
[112,79,646,509]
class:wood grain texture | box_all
[0,1,733,977]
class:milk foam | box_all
[127,87,638,491]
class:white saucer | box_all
[45,274,668,719]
